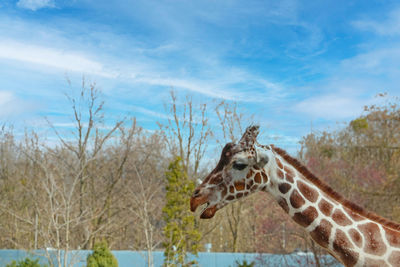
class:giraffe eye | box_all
[232,162,248,171]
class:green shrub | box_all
[162,157,200,267]
[234,259,255,267]
[6,257,47,267]
[87,240,118,267]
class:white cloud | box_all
[340,47,400,76]
[130,105,171,120]
[0,91,13,106]
[0,10,287,102]
[52,122,76,128]
[294,94,368,120]
[352,8,400,36]
[0,40,116,78]
[291,44,400,122]
[0,91,30,118]
[0,37,281,102]
[134,76,239,101]
[17,0,55,11]
[52,122,115,130]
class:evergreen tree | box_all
[163,157,201,267]
[6,258,47,267]
[86,240,118,267]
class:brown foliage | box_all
[300,95,400,222]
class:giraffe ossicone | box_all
[190,125,400,267]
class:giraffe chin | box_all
[200,205,217,219]
[190,195,217,219]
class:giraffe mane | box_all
[270,145,400,231]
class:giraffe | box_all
[190,125,400,267]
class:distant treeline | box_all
[1,83,399,267]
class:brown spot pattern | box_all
[333,229,357,267]
[278,183,291,194]
[276,158,283,169]
[344,207,365,222]
[220,185,227,198]
[237,192,243,198]
[285,172,294,183]
[389,251,400,266]
[284,165,295,177]
[348,229,362,248]
[292,206,318,227]
[318,199,333,216]
[234,181,245,191]
[270,146,400,232]
[209,174,222,184]
[364,258,389,267]
[260,185,268,191]
[246,169,254,178]
[251,184,258,191]
[384,227,400,248]
[229,186,234,193]
[254,173,262,184]
[332,209,352,226]
[261,172,268,183]
[226,195,235,201]
[284,166,295,183]
[202,176,211,184]
[277,169,284,179]
[290,189,305,209]
[358,223,386,256]
[277,197,289,213]
[297,180,318,202]
[310,219,332,248]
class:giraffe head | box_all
[190,125,272,219]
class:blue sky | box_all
[1,0,400,152]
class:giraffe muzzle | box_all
[199,204,217,219]
[190,194,218,219]
[190,194,208,212]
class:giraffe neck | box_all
[257,145,400,267]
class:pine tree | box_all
[163,157,201,267]
[86,240,118,267]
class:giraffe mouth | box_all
[190,196,217,219]
[200,204,217,219]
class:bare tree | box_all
[159,91,212,179]
[0,81,138,266]
[215,101,248,252]
[214,101,245,145]
[126,131,166,267]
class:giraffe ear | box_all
[255,148,269,168]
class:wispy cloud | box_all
[52,122,116,131]
[0,40,116,78]
[340,47,400,76]
[288,6,400,122]
[136,76,234,100]
[0,19,283,102]
[130,105,171,120]
[0,91,13,106]
[352,8,400,36]
[16,0,55,11]
[4,0,400,153]
[294,94,370,120]
[0,4,286,102]
[133,75,282,102]
[0,91,32,118]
